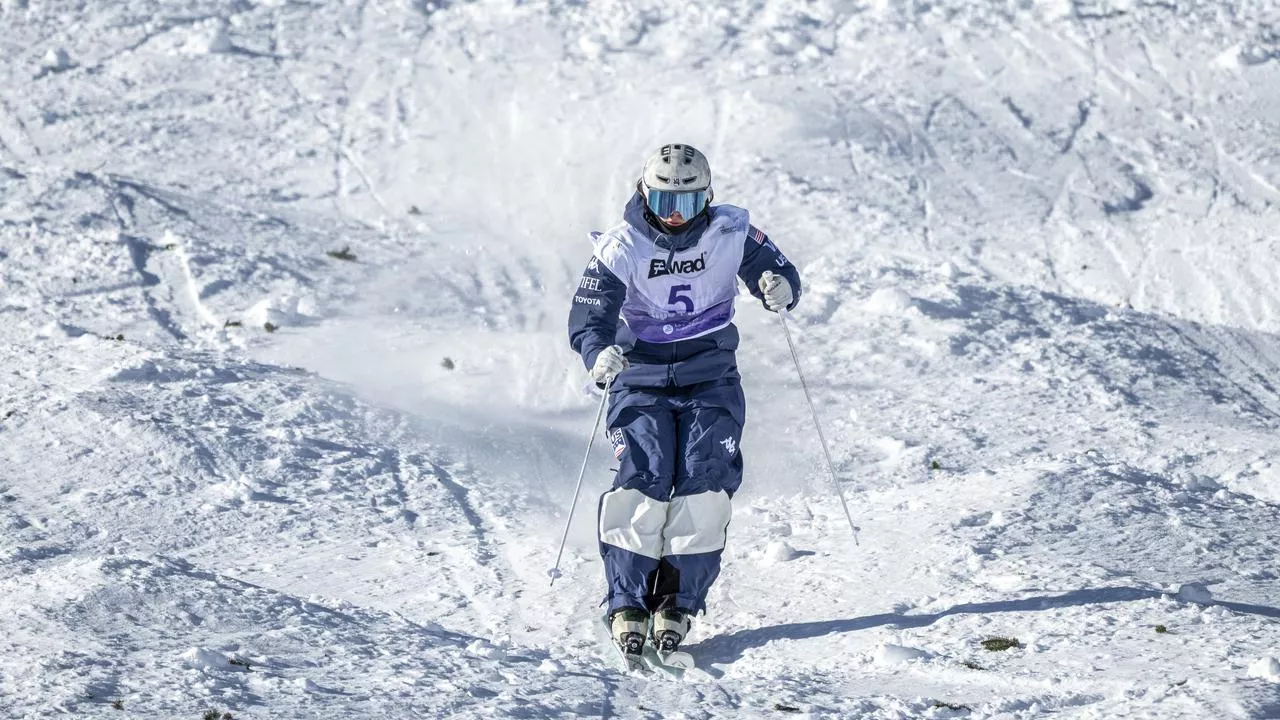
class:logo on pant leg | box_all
[720,436,736,456]
[610,429,627,459]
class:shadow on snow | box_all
[687,586,1280,669]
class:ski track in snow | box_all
[3,0,1280,717]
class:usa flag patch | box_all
[750,226,767,244]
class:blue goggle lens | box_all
[645,188,707,220]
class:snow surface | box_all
[3,0,1280,717]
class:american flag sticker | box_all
[750,226,767,244]
[610,429,626,459]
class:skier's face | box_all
[662,211,687,226]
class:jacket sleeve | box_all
[738,224,802,312]
[567,255,628,370]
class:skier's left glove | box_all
[759,271,794,312]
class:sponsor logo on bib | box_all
[648,253,706,279]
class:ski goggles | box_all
[644,187,708,220]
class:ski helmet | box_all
[639,143,713,230]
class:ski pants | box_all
[597,378,745,615]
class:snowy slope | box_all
[3,0,1280,717]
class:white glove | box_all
[758,271,794,312]
[590,345,629,385]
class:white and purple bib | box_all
[592,206,749,344]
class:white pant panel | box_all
[599,488,669,560]
[662,490,732,556]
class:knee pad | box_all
[662,490,732,556]
[599,487,669,559]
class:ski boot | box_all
[609,607,650,659]
[650,608,692,655]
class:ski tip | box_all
[658,651,695,670]
[620,656,649,674]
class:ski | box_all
[652,647,694,671]
[643,645,693,678]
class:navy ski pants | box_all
[597,378,745,615]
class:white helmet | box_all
[639,143,713,229]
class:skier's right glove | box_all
[590,345,629,385]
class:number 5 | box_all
[668,284,694,313]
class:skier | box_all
[567,143,802,663]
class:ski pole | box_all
[548,376,613,586]
[776,308,861,545]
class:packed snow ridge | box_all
[2,0,1280,717]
